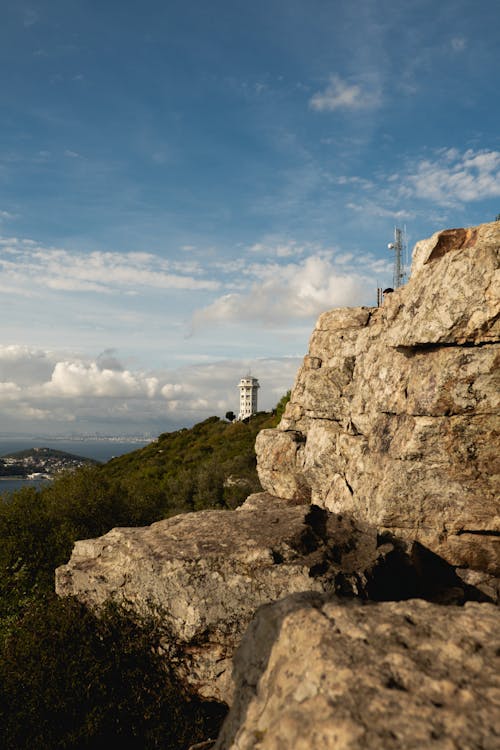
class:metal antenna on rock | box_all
[377,226,408,306]
[387,226,407,289]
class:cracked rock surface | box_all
[256,221,500,575]
[56,493,393,703]
[215,594,500,750]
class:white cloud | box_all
[347,202,415,220]
[0,239,221,295]
[309,74,382,112]
[18,405,55,421]
[249,239,309,258]
[0,344,55,385]
[193,252,376,328]
[44,361,159,399]
[0,382,21,399]
[0,346,158,403]
[328,147,500,218]
[404,148,500,206]
[0,344,301,434]
[160,382,195,399]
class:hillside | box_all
[101,412,278,509]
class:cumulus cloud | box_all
[44,361,159,399]
[192,252,377,328]
[96,349,124,372]
[309,74,382,112]
[402,148,500,206]
[160,382,195,399]
[0,344,301,434]
[0,344,55,386]
[0,382,21,399]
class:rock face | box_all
[215,594,500,750]
[56,493,394,703]
[256,222,500,575]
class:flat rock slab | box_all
[216,594,500,750]
[56,493,388,702]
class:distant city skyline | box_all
[1,1,499,434]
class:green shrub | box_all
[0,596,226,750]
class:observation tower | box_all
[237,375,260,420]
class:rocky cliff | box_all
[56,221,499,747]
[257,222,499,578]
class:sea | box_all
[0,437,152,497]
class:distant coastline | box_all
[0,437,152,462]
[0,438,153,497]
[0,434,154,443]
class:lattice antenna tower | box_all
[388,226,407,288]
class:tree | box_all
[274,391,291,422]
[225,411,236,422]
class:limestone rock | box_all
[215,595,500,750]
[256,221,500,575]
[55,493,392,703]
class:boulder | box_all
[55,493,395,703]
[215,594,500,750]
[256,221,500,576]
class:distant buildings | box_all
[237,375,260,420]
[0,448,96,479]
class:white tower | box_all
[237,375,260,420]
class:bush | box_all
[274,390,291,422]
[0,596,226,750]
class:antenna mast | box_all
[388,226,407,288]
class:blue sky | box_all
[1,0,499,435]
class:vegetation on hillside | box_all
[103,410,278,516]
[0,405,286,749]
